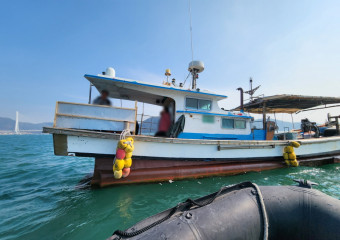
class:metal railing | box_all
[137,114,159,135]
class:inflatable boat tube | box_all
[109,181,340,240]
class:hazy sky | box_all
[1,0,340,124]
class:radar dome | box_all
[188,61,204,73]
[105,67,116,78]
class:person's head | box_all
[101,90,109,99]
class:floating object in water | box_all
[109,181,340,240]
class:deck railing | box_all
[137,114,159,136]
[54,101,137,133]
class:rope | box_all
[183,72,191,87]
[113,205,180,238]
[251,183,269,240]
[120,129,131,140]
[112,187,225,238]
[185,187,224,207]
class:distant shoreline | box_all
[0,130,43,135]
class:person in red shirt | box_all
[155,106,171,137]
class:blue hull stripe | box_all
[178,130,266,140]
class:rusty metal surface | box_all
[91,155,340,187]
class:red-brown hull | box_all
[91,155,340,187]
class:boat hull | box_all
[92,153,339,187]
[44,127,340,187]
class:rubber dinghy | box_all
[109,181,340,240]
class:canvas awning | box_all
[233,95,340,114]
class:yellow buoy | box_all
[290,160,299,167]
[285,160,291,166]
[117,139,127,150]
[124,158,132,168]
[291,141,301,148]
[114,159,125,171]
[283,153,289,160]
[284,146,294,153]
[125,151,133,159]
[114,137,134,179]
[114,170,123,179]
[288,152,296,160]
[124,142,134,153]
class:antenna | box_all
[244,77,261,101]
[186,0,204,90]
[188,0,194,62]
[188,61,204,89]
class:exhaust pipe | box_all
[237,87,244,111]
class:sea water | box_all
[0,135,339,240]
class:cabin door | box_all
[266,121,276,140]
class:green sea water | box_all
[0,135,339,240]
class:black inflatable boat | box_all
[109,180,340,240]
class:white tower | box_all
[15,111,20,134]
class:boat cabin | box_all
[83,68,267,140]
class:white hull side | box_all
[66,135,340,159]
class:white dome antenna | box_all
[105,67,116,78]
[188,61,204,89]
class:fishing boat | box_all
[43,62,340,187]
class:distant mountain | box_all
[0,117,53,131]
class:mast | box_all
[15,111,19,134]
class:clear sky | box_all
[1,0,340,124]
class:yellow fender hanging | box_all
[113,137,134,179]
[283,141,301,167]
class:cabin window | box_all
[202,115,215,123]
[186,98,198,109]
[222,118,247,129]
[186,98,212,111]
[222,118,234,129]
[235,120,246,129]
[198,99,211,110]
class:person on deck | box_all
[93,90,111,106]
[155,106,171,137]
